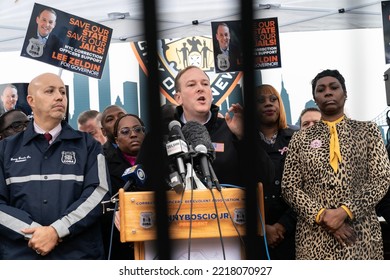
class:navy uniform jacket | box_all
[0,121,110,259]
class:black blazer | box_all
[214,43,243,72]
[21,28,63,65]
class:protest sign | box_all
[211,21,243,73]
[21,3,112,79]
[253,17,282,70]
[211,18,281,73]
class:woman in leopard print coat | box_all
[282,69,390,259]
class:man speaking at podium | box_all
[138,65,244,189]
[138,65,273,189]
[135,65,273,259]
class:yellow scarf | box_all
[322,116,344,173]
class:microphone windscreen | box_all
[168,120,182,131]
[182,121,215,159]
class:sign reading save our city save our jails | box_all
[20,3,112,79]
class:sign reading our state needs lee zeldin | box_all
[20,3,112,79]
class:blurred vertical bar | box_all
[240,0,262,259]
[142,0,171,259]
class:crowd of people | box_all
[0,67,389,260]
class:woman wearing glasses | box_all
[110,113,146,189]
[102,113,145,260]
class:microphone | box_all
[168,169,185,194]
[168,120,186,141]
[166,120,188,193]
[182,121,215,160]
[121,164,147,191]
[194,144,212,189]
[102,164,146,212]
[182,121,217,189]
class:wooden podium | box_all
[119,183,264,259]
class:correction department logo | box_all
[26,38,44,58]
[166,36,213,69]
[131,36,243,106]
[140,212,154,229]
[61,151,77,165]
[233,208,246,225]
[216,54,230,72]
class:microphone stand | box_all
[101,180,132,214]
[208,160,221,191]
[187,155,195,260]
[107,200,119,260]
[208,187,226,260]
[207,159,227,258]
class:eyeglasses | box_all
[118,126,145,136]
[4,121,30,132]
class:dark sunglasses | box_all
[4,120,30,132]
[118,126,145,136]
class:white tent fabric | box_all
[0,0,384,52]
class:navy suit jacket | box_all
[214,43,243,73]
[21,28,63,65]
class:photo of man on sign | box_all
[211,21,243,73]
[21,6,64,64]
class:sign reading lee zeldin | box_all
[20,3,112,79]
[253,17,282,69]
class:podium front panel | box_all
[119,188,263,243]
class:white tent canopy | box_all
[0,0,384,52]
